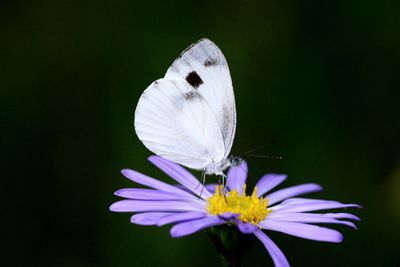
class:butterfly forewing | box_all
[165,39,236,158]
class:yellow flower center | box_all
[207,184,270,224]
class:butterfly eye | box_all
[228,155,242,167]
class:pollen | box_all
[207,185,270,224]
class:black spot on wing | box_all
[184,91,200,101]
[204,57,217,67]
[185,71,203,88]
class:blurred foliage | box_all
[1,0,399,266]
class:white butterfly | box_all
[134,38,237,176]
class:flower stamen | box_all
[207,184,270,224]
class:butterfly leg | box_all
[195,170,207,199]
[200,170,207,198]
[220,173,228,202]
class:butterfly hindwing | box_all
[134,78,226,169]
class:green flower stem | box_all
[205,225,257,267]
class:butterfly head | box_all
[228,155,243,167]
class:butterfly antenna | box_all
[239,139,278,158]
[246,154,283,160]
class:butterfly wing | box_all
[134,38,236,170]
[165,38,236,159]
[134,78,226,170]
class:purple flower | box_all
[110,156,360,267]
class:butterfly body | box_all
[134,39,237,176]
[204,159,232,176]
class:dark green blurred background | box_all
[2,0,399,266]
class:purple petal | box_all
[130,212,172,225]
[115,188,200,202]
[227,160,248,195]
[237,221,258,234]
[256,174,288,197]
[170,216,225,238]
[267,212,357,228]
[204,183,218,193]
[157,212,207,226]
[269,212,360,221]
[271,198,361,213]
[259,220,343,243]
[254,230,290,267]
[121,169,194,198]
[266,183,323,205]
[218,212,239,220]
[174,184,192,193]
[148,156,212,198]
[176,183,229,195]
[323,213,361,221]
[110,200,205,213]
